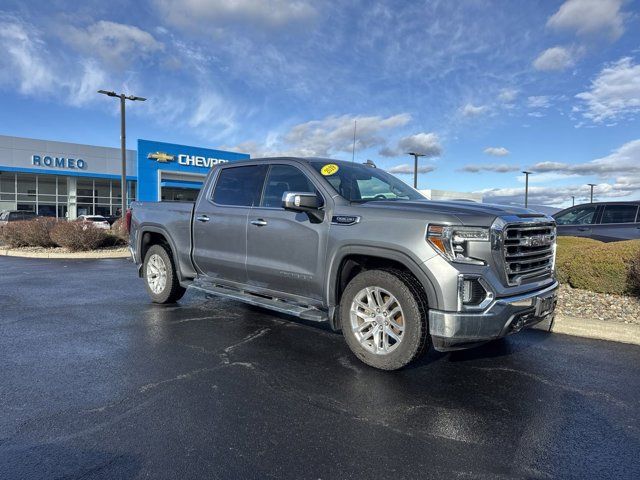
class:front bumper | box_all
[428,281,558,351]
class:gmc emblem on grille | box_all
[521,234,554,247]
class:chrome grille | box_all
[503,222,556,286]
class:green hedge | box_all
[555,236,640,295]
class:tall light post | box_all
[407,152,426,189]
[98,90,146,219]
[522,171,532,208]
[571,195,575,207]
[587,183,597,203]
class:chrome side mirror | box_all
[282,191,321,210]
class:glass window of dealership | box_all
[0,173,136,218]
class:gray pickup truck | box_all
[129,158,558,370]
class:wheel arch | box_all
[326,246,440,329]
[137,225,182,281]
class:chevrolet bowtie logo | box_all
[147,152,175,163]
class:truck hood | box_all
[358,199,549,226]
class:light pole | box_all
[587,183,597,203]
[98,90,146,219]
[571,195,575,207]
[407,152,426,189]
[522,171,532,208]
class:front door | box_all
[192,164,268,284]
[554,204,599,238]
[246,164,329,301]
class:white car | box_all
[77,215,111,230]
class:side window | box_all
[600,205,638,224]
[260,165,322,208]
[555,206,598,225]
[212,165,267,207]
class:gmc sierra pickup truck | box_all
[129,158,558,370]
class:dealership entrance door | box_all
[159,171,205,202]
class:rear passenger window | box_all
[601,205,638,224]
[212,166,267,207]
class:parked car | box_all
[553,201,640,242]
[129,158,558,370]
[0,210,38,229]
[77,215,111,230]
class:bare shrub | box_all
[0,218,57,248]
[50,221,110,252]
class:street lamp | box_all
[587,183,597,203]
[571,195,575,207]
[98,90,146,219]
[522,171,532,208]
[407,152,426,189]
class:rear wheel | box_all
[143,244,186,304]
[340,269,429,370]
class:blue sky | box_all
[0,0,639,207]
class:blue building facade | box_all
[137,139,249,202]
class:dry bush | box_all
[50,221,111,252]
[556,236,640,295]
[111,218,129,242]
[629,252,640,294]
[0,218,57,248]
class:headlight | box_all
[426,224,489,265]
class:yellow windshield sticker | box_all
[321,164,339,176]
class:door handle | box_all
[577,227,590,231]
[196,214,210,222]
[250,219,268,227]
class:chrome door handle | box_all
[196,214,210,222]
[250,219,268,227]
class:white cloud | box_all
[460,103,488,117]
[0,15,54,95]
[378,132,442,158]
[462,164,519,173]
[527,96,552,108]
[66,21,163,69]
[530,139,640,177]
[387,163,436,175]
[547,0,626,40]
[498,88,518,103]
[575,57,640,123]
[484,146,510,157]
[154,0,317,30]
[533,46,575,71]
[281,113,411,157]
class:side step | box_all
[188,283,328,323]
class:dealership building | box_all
[0,135,249,219]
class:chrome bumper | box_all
[429,281,558,351]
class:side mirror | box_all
[282,191,321,210]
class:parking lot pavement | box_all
[0,257,638,479]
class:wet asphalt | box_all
[0,257,638,479]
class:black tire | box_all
[340,269,429,370]
[143,244,186,304]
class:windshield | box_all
[309,161,424,202]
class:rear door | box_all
[246,163,329,301]
[192,164,268,284]
[554,204,599,238]
[590,204,640,242]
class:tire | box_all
[143,244,186,304]
[340,269,429,370]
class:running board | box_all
[188,283,328,322]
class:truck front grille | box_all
[503,222,556,286]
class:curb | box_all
[0,249,131,259]
[550,314,640,346]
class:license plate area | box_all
[535,293,557,317]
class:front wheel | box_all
[143,244,186,304]
[340,269,429,370]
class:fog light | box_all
[458,276,493,311]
